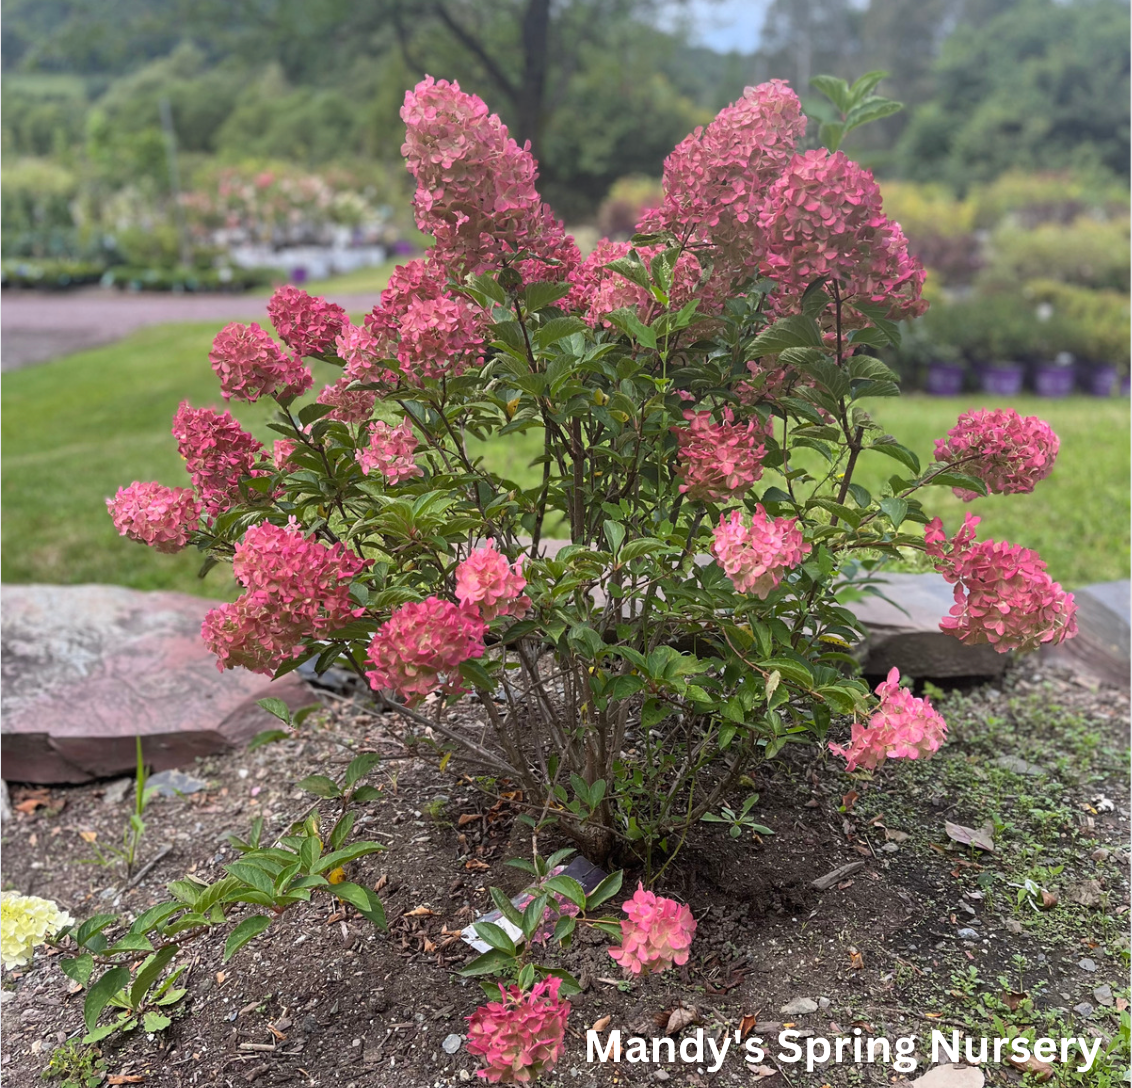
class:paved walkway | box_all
[1,287,379,371]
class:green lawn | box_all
[3,323,1127,597]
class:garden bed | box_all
[2,659,1128,1087]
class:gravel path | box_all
[1,287,380,371]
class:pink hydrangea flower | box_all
[171,402,265,517]
[362,258,485,385]
[316,378,377,424]
[674,409,768,502]
[355,418,424,485]
[711,506,811,598]
[106,481,200,553]
[466,976,570,1084]
[829,667,948,772]
[925,514,1078,653]
[608,884,696,976]
[209,322,311,402]
[273,439,298,470]
[336,322,392,386]
[266,285,347,358]
[400,77,579,281]
[365,597,486,704]
[202,518,367,675]
[934,409,1059,500]
[455,542,530,621]
[757,149,926,320]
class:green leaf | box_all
[458,657,497,691]
[329,811,356,851]
[523,281,570,313]
[225,861,276,897]
[223,915,272,962]
[295,775,341,799]
[60,953,95,987]
[585,870,624,910]
[255,697,293,724]
[129,945,178,1009]
[879,496,909,529]
[75,914,119,947]
[472,921,516,956]
[490,887,527,930]
[248,728,291,751]
[458,948,515,977]
[345,753,382,788]
[749,314,823,355]
[314,842,385,873]
[330,882,387,929]
[104,933,154,954]
[143,1011,172,1033]
[810,74,850,113]
[542,875,586,909]
[845,96,903,131]
[299,835,320,874]
[351,785,383,802]
[604,255,651,291]
[929,470,988,496]
[868,439,920,475]
[84,967,131,1032]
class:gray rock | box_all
[146,769,209,797]
[780,998,818,1016]
[993,756,1046,776]
[957,928,980,940]
[844,573,1008,679]
[818,997,831,1010]
[101,778,132,806]
[1041,580,1130,689]
[441,1034,463,1055]
[0,780,10,823]
[1093,985,1114,1007]
[1,584,313,783]
[1079,958,1097,973]
[1073,1002,1094,1018]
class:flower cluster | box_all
[674,409,768,502]
[757,149,926,321]
[202,518,367,675]
[208,322,312,402]
[711,506,811,598]
[608,884,696,976]
[1,893,73,972]
[455,543,530,622]
[273,439,298,470]
[316,377,377,423]
[363,259,485,385]
[925,514,1078,653]
[267,285,347,358]
[934,409,1060,501]
[829,668,948,772]
[466,976,570,1084]
[365,597,485,704]
[336,322,392,387]
[171,402,265,517]
[107,481,200,553]
[400,77,578,281]
[356,418,424,484]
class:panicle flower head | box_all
[273,439,298,470]
[209,322,311,402]
[674,409,768,502]
[455,542,530,621]
[400,77,578,280]
[757,149,926,320]
[466,976,570,1084]
[106,481,200,553]
[365,597,485,704]
[608,884,696,976]
[934,409,1059,500]
[1,893,73,971]
[925,514,1078,653]
[356,417,424,485]
[171,402,265,517]
[267,285,347,358]
[711,506,810,598]
[316,377,377,423]
[202,518,367,675]
[336,322,392,386]
[829,668,948,772]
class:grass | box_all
[3,321,1128,597]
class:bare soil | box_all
[2,660,1128,1088]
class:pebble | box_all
[780,998,818,1016]
[818,997,831,1010]
[442,1034,463,1055]
[1073,1002,1094,1017]
[147,769,209,797]
[1091,848,1110,862]
[101,778,132,806]
[993,755,1045,776]
[1093,985,1114,1006]
[881,842,899,853]
[957,928,979,940]
[1004,919,1023,934]
[654,1072,670,1082]
[1079,958,1097,973]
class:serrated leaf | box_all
[223,915,272,963]
[879,496,909,529]
[584,870,624,910]
[84,967,131,1032]
[255,697,292,724]
[472,921,516,955]
[345,753,382,788]
[143,1011,172,1032]
[295,774,341,799]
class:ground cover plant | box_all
[2,73,1120,1085]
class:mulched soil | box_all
[2,659,1128,1088]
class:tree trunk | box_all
[515,0,551,162]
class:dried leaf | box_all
[848,948,864,970]
[215,971,226,985]
[739,1014,759,1039]
[592,1015,611,1033]
[664,1005,699,1035]
[841,790,859,811]
[1006,1054,1054,1082]
[1067,880,1103,908]
[749,1066,778,1079]
[907,1065,985,1087]
[1000,990,1027,1011]
[373,874,388,892]
[464,859,490,872]
[404,907,437,918]
[944,821,995,852]
[79,830,98,843]
[885,828,910,843]
[1039,890,1058,910]
[422,936,436,953]
[108,1078,145,1085]
[457,813,480,827]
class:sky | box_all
[678,0,773,54]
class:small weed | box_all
[40,1041,105,1087]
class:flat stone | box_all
[101,778,132,806]
[1073,1002,1094,1017]
[441,1034,463,1055]
[1078,958,1097,973]
[779,997,818,1016]
[993,756,1046,776]
[843,573,1008,679]
[146,769,209,797]
[1041,580,1130,689]
[1,584,312,784]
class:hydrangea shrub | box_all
[110,74,1077,862]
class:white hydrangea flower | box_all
[0,892,73,971]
